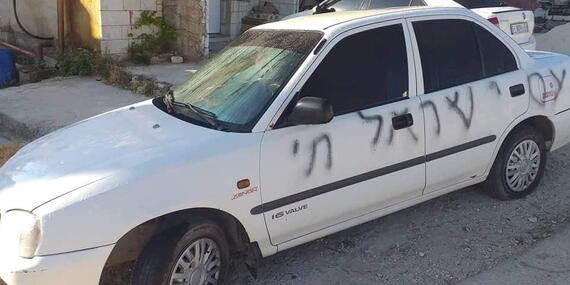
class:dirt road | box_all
[232,144,570,285]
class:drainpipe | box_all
[57,0,65,52]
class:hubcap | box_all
[505,139,541,192]
[169,238,221,285]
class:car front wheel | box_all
[484,127,547,200]
[132,218,230,285]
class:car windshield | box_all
[330,0,363,10]
[455,0,505,8]
[173,30,322,132]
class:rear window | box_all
[368,0,425,9]
[474,25,517,77]
[455,0,505,8]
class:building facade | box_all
[1,0,299,60]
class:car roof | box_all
[253,6,469,31]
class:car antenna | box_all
[314,0,337,14]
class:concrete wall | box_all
[164,0,207,60]
[0,0,58,42]
[67,0,102,50]
[99,0,161,57]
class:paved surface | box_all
[224,144,570,285]
[461,223,570,285]
[0,77,145,137]
[125,62,202,87]
[0,134,11,146]
[535,23,570,56]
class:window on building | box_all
[300,24,409,115]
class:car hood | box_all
[0,100,221,211]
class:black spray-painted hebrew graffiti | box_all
[292,139,300,156]
[357,111,384,147]
[446,87,475,130]
[292,68,568,177]
[528,69,567,104]
[551,69,567,98]
[306,134,333,177]
[489,81,501,96]
[421,100,441,136]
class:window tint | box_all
[474,25,517,77]
[331,0,365,11]
[368,0,425,9]
[455,0,505,9]
[300,25,409,115]
[413,19,483,93]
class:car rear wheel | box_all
[484,127,547,200]
[131,218,230,285]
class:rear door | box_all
[408,16,529,193]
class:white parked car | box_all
[284,0,537,49]
[2,6,570,285]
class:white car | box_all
[284,0,537,49]
[1,6,570,285]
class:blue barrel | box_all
[0,48,17,88]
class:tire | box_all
[131,218,230,285]
[484,127,547,200]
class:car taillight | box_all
[488,17,499,26]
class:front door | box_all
[409,17,530,193]
[208,0,221,34]
[256,21,426,245]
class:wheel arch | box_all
[484,115,554,178]
[506,115,554,150]
[99,207,258,284]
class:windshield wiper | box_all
[314,0,339,14]
[164,91,224,131]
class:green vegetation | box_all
[129,11,177,64]
[56,49,95,76]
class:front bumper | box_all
[0,244,113,285]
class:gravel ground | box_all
[223,144,570,285]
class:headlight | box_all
[0,210,41,258]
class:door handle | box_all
[510,84,526,97]
[392,113,414,130]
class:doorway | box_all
[208,0,222,34]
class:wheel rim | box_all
[505,139,541,192]
[169,238,221,285]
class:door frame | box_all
[256,18,425,246]
[256,18,419,133]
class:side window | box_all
[473,24,518,77]
[413,19,483,93]
[300,24,409,115]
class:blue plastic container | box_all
[0,48,17,87]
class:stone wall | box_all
[163,0,208,60]
[99,0,161,57]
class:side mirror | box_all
[287,97,334,126]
